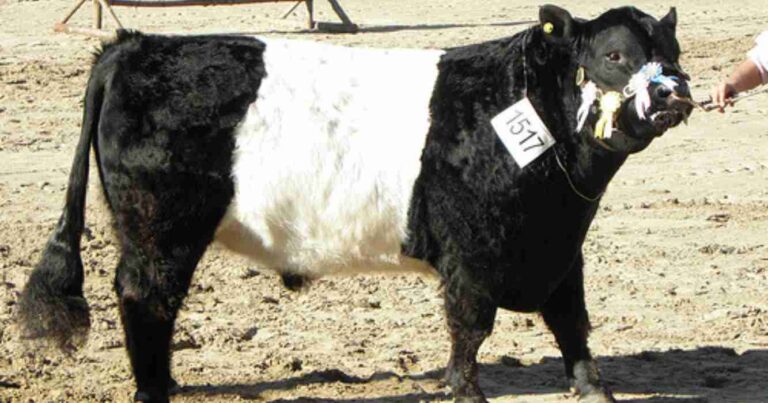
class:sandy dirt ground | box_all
[2,0,768,401]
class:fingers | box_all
[709,82,737,113]
[709,86,721,113]
[711,83,726,112]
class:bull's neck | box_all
[520,31,629,203]
[432,32,631,205]
[556,140,628,203]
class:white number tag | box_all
[490,97,556,169]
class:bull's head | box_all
[540,5,693,153]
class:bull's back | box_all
[216,38,445,276]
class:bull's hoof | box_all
[570,361,615,403]
[133,391,169,403]
[134,378,179,401]
[169,377,181,395]
[578,389,616,403]
[281,273,309,291]
[443,365,487,403]
[451,384,488,403]
[454,396,489,403]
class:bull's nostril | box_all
[655,86,672,99]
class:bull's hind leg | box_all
[442,271,497,403]
[108,178,233,402]
[115,236,207,403]
[541,254,615,403]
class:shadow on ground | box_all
[243,20,536,36]
[178,346,768,402]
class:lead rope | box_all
[519,30,603,203]
[553,152,603,202]
[696,86,768,111]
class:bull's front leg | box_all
[442,269,498,403]
[540,253,615,403]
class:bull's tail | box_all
[18,64,105,352]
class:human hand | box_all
[709,81,737,112]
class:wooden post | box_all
[98,0,124,28]
[305,0,314,29]
[58,0,88,26]
[54,25,116,38]
[55,0,356,37]
[326,0,351,26]
[281,1,302,19]
[92,0,102,29]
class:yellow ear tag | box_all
[543,22,554,34]
[575,66,585,86]
[594,91,622,139]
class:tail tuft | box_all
[18,234,91,352]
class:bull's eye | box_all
[605,51,622,63]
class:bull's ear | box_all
[661,7,677,31]
[539,4,577,42]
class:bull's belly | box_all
[214,214,435,277]
[214,37,443,278]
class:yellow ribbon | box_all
[594,91,622,139]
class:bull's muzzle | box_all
[648,80,694,132]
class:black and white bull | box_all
[19,5,693,402]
